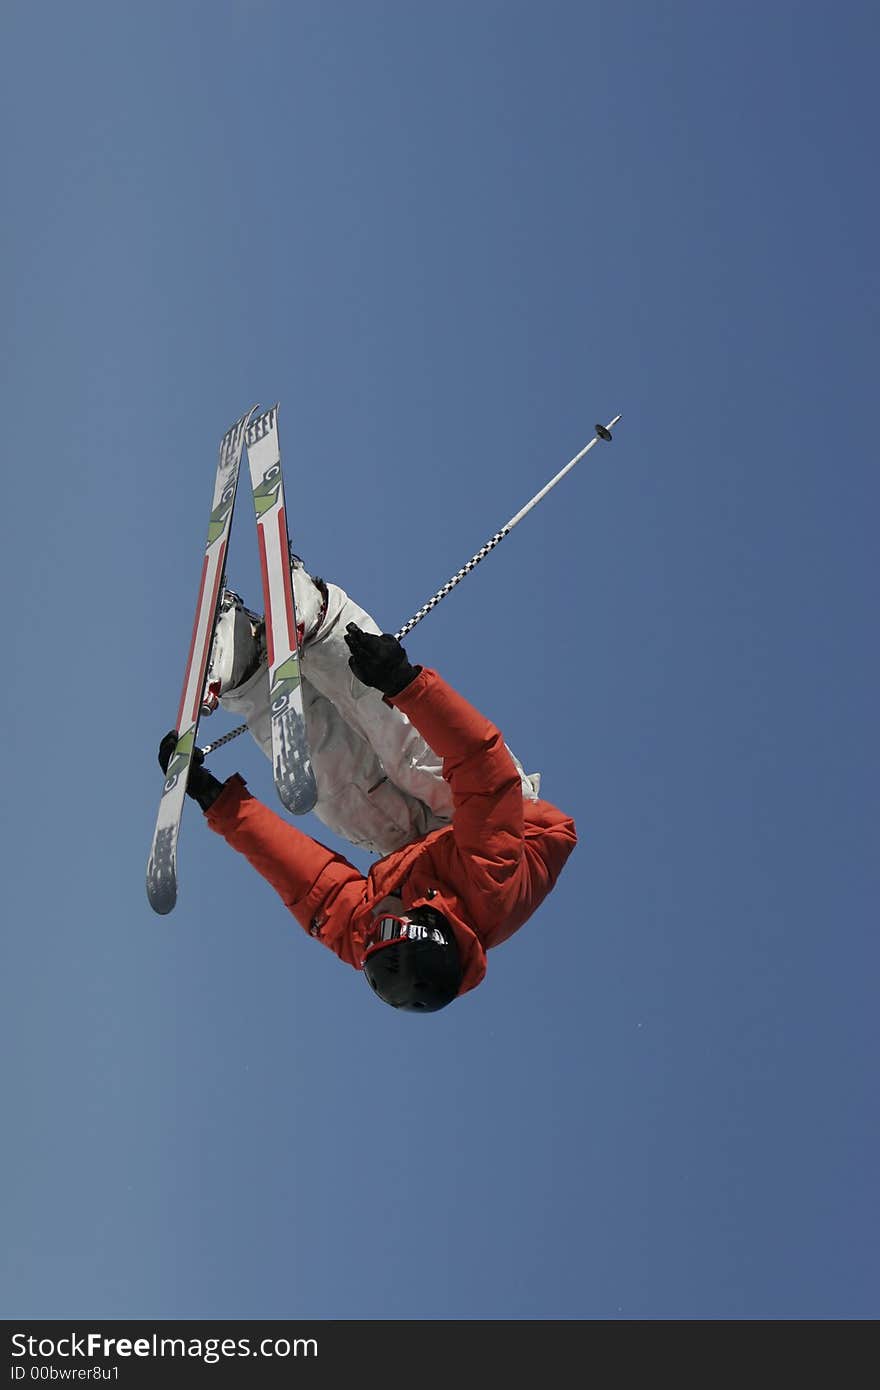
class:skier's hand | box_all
[158,730,206,777]
[344,624,421,697]
[158,730,224,812]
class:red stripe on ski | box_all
[177,554,210,731]
[187,541,227,727]
[257,523,275,669]
[277,505,297,650]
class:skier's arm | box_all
[344,627,525,889]
[205,775,370,968]
[389,668,524,886]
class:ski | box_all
[245,405,318,815]
[146,406,258,915]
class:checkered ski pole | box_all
[201,416,620,754]
[396,415,620,637]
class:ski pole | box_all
[200,415,620,754]
[396,415,620,637]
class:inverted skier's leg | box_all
[301,684,446,854]
[214,564,327,759]
[213,573,451,851]
[220,654,450,851]
[207,592,272,756]
[296,576,454,820]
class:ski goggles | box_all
[364,912,451,959]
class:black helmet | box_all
[363,905,463,1013]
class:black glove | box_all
[344,624,421,697]
[158,730,225,812]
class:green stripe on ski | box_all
[207,495,234,544]
[167,727,196,779]
[270,654,303,698]
[252,465,282,516]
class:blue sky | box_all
[2,0,877,1320]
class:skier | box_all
[204,557,541,856]
[159,624,577,1013]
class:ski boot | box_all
[201,560,327,716]
[289,551,328,649]
[201,590,265,715]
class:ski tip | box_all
[226,404,261,439]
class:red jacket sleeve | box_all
[389,668,525,895]
[205,774,368,968]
